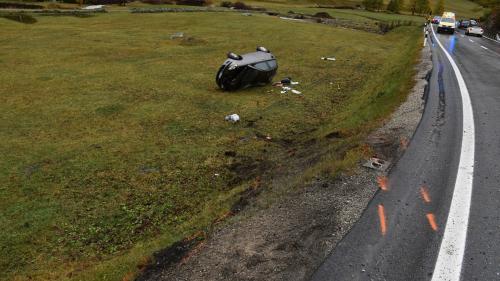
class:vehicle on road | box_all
[458,19,478,29]
[458,20,471,28]
[465,25,484,37]
[432,16,441,24]
[437,12,456,34]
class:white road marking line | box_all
[460,35,464,38]
[483,35,500,44]
[469,39,474,43]
[481,45,488,50]
[430,26,476,281]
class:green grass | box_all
[244,0,485,18]
[0,10,421,281]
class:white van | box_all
[437,12,456,34]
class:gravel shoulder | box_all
[137,43,432,281]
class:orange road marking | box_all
[400,137,409,150]
[426,213,438,231]
[377,176,389,191]
[420,186,432,204]
[378,204,387,235]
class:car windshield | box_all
[470,20,477,25]
[441,18,454,23]
[462,21,470,25]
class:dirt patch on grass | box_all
[136,44,432,281]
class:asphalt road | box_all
[310,25,500,281]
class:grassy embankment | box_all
[1,9,421,281]
[245,0,485,18]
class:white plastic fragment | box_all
[321,57,336,61]
[224,114,240,123]
[170,32,184,39]
[82,5,104,10]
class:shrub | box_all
[0,2,43,9]
[141,0,174,4]
[220,1,232,7]
[387,0,401,13]
[85,0,131,4]
[313,12,332,19]
[176,0,211,6]
[232,1,249,9]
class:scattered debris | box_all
[362,157,390,172]
[225,113,240,123]
[242,12,252,16]
[274,77,302,95]
[321,57,336,61]
[170,32,185,39]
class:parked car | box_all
[216,47,278,91]
[431,16,441,24]
[465,26,484,37]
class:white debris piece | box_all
[321,57,336,61]
[225,114,240,123]
[291,89,302,95]
[82,5,104,10]
[170,32,184,39]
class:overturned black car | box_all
[216,47,278,91]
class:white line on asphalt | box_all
[430,26,476,281]
[481,45,488,50]
[469,39,474,43]
[460,35,464,38]
[483,36,500,44]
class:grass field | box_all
[0,9,422,281]
[246,0,485,18]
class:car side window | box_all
[253,60,277,71]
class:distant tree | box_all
[362,0,376,10]
[387,0,401,13]
[434,0,444,15]
[364,0,383,10]
[408,0,417,14]
[416,0,431,14]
